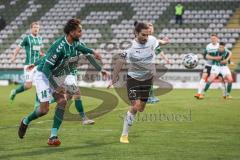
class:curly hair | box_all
[64,18,81,35]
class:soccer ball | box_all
[182,53,198,69]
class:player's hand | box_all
[10,55,16,62]
[163,37,170,44]
[26,64,35,71]
[166,59,171,64]
[215,56,222,61]
[220,60,227,65]
[93,51,102,60]
[101,70,110,78]
[40,51,45,57]
[55,86,65,94]
[107,80,113,89]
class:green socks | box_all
[23,107,41,125]
[227,83,232,95]
[204,82,211,92]
[15,84,26,94]
[51,106,65,137]
[75,99,86,119]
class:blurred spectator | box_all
[0,16,6,30]
[175,3,184,25]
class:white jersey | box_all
[205,43,219,66]
[121,36,159,81]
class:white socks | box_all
[221,82,227,96]
[121,111,136,136]
[198,79,206,94]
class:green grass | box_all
[0,85,240,160]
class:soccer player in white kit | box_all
[108,22,160,143]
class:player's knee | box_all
[25,82,32,89]
[138,103,146,112]
[135,103,144,112]
[39,102,49,115]
[138,107,145,112]
[73,92,81,100]
[228,79,233,83]
[41,107,49,115]
[57,98,67,107]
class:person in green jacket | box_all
[175,3,184,25]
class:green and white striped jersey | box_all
[210,48,231,66]
[37,36,94,78]
[19,34,43,65]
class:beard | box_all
[72,36,80,42]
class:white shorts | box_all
[34,70,53,102]
[220,66,231,77]
[211,65,231,77]
[24,65,36,83]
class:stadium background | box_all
[0,1,240,160]
[0,0,240,88]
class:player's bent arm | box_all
[85,54,102,71]
[158,38,170,45]
[225,51,232,61]
[42,61,54,79]
[11,46,21,62]
[76,44,94,55]
[42,62,58,89]
[221,51,232,65]
[206,54,221,61]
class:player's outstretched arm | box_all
[206,54,222,61]
[85,54,102,71]
[158,37,170,45]
[85,54,110,78]
[160,51,171,64]
[76,44,102,60]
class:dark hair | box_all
[219,42,225,46]
[211,33,218,37]
[64,18,81,35]
[134,22,149,33]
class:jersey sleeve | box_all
[86,55,102,71]
[19,36,28,48]
[42,47,62,78]
[149,35,159,49]
[76,43,94,55]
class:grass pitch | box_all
[0,85,239,160]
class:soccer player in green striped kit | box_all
[202,42,233,98]
[10,22,44,101]
[18,18,106,146]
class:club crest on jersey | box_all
[50,54,57,62]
